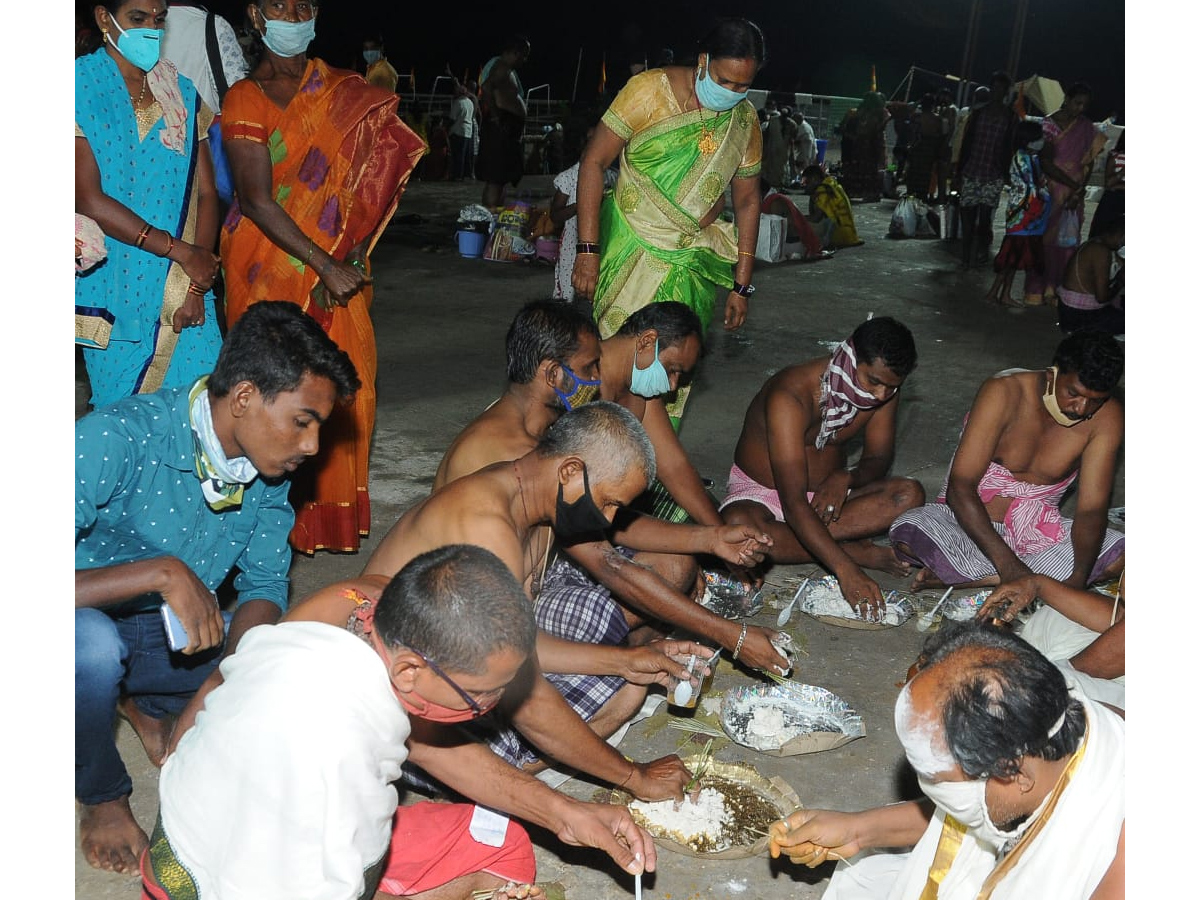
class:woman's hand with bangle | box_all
[175,241,221,290]
[171,289,207,333]
[317,256,370,308]
[572,249,600,301]
[723,290,749,331]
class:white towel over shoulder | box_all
[160,622,412,900]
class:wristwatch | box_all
[732,281,756,298]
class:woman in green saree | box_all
[572,18,765,423]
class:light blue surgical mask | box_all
[108,18,162,72]
[1027,139,1045,152]
[630,339,672,398]
[363,49,382,64]
[695,60,746,112]
[262,17,316,59]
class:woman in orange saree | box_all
[221,0,425,553]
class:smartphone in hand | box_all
[161,602,190,652]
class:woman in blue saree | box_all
[75,0,222,408]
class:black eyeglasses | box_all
[412,649,503,716]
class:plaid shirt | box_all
[961,108,1014,180]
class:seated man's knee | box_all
[890,477,926,513]
[634,550,697,595]
[76,608,125,686]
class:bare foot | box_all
[910,567,946,591]
[79,796,148,874]
[845,540,912,577]
[118,696,173,768]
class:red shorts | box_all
[380,800,535,895]
[140,801,535,898]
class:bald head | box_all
[900,622,1086,779]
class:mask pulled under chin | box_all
[629,338,672,398]
[1042,366,1084,427]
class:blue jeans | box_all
[75,606,231,805]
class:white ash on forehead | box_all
[630,788,733,847]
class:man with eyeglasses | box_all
[148,544,657,900]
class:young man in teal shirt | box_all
[75,301,359,875]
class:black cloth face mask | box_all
[554,463,612,541]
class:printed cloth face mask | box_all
[554,365,601,411]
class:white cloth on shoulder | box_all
[823,692,1123,899]
[160,622,411,900]
[1019,604,1125,710]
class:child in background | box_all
[550,120,616,300]
[986,120,1052,307]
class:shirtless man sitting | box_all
[366,402,773,796]
[720,316,925,619]
[890,329,1125,595]
[435,301,788,670]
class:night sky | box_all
[189,1,1124,117]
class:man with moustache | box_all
[890,330,1125,599]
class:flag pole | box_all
[572,47,582,103]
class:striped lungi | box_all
[889,502,1124,585]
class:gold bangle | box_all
[738,250,754,257]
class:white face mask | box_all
[917,774,1041,851]
[917,774,989,830]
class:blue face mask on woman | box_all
[362,50,382,64]
[108,19,162,72]
[695,59,746,112]
[262,17,316,59]
[630,339,672,398]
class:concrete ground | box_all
[76,173,1122,899]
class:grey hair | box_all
[535,400,656,485]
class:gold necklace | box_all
[132,75,160,134]
[693,87,718,155]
